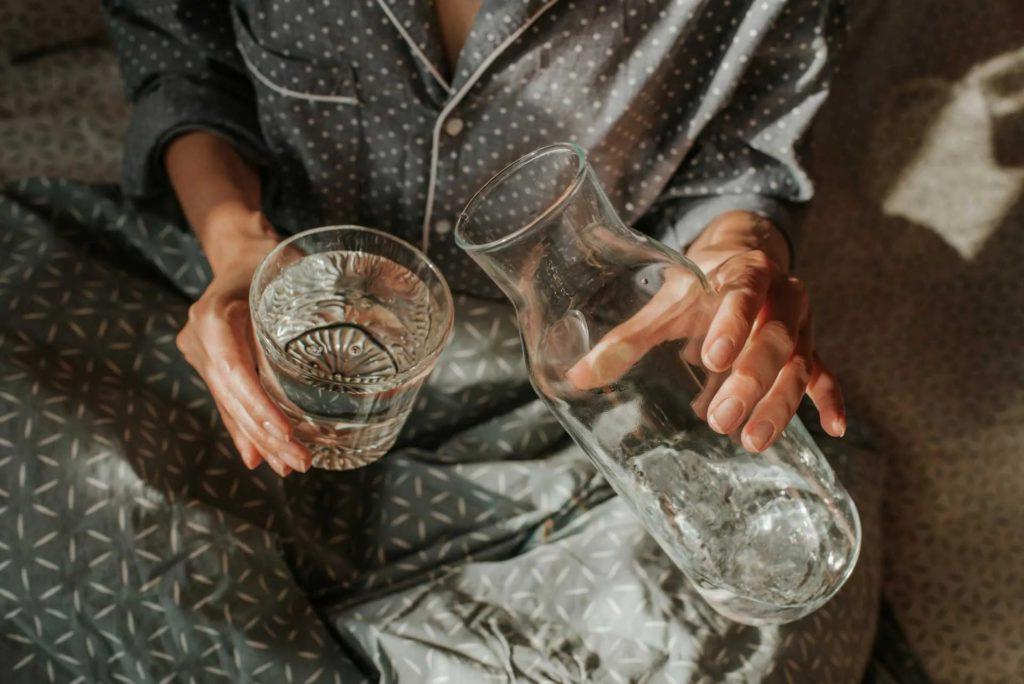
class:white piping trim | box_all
[238,43,361,106]
[420,0,563,251]
[375,0,452,94]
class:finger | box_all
[207,376,307,473]
[216,398,263,469]
[184,303,294,445]
[219,394,291,476]
[220,303,295,439]
[741,317,814,452]
[700,251,773,372]
[681,335,704,369]
[200,308,310,471]
[567,266,706,389]
[705,277,807,435]
[187,327,307,473]
[808,353,846,437]
[690,370,727,422]
[262,451,292,477]
[234,433,262,471]
[197,347,307,474]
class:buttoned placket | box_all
[376,0,566,252]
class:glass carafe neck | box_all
[455,143,633,310]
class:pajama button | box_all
[434,219,452,235]
[444,117,464,136]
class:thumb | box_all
[566,266,707,390]
[566,335,653,390]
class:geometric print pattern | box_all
[0,179,363,682]
[1,178,883,682]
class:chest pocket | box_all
[230,5,364,231]
[232,8,360,106]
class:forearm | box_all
[685,210,792,273]
[165,132,276,274]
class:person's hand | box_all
[175,211,311,476]
[687,214,845,452]
[568,211,845,452]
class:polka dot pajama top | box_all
[103,0,846,296]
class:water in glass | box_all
[251,227,452,470]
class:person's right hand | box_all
[175,212,311,476]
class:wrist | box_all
[201,208,279,276]
[165,131,273,276]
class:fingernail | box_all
[710,397,744,433]
[833,417,847,438]
[285,441,310,471]
[265,454,288,476]
[262,420,285,439]
[706,337,734,370]
[747,421,775,452]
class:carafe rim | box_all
[454,142,588,254]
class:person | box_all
[103,0,846,478]
[0,1,880,681]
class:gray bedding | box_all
[0,178,884,682]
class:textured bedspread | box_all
[0,179,883,682]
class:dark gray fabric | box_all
[101,0,845,295]
[861,602,934,684]
[0,179,882,682]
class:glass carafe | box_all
[454,144,860,625]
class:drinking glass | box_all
[455,144,861,624]
[249,226,454,470]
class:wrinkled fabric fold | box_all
[0,179,882,682]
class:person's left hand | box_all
[568,211,845,452]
